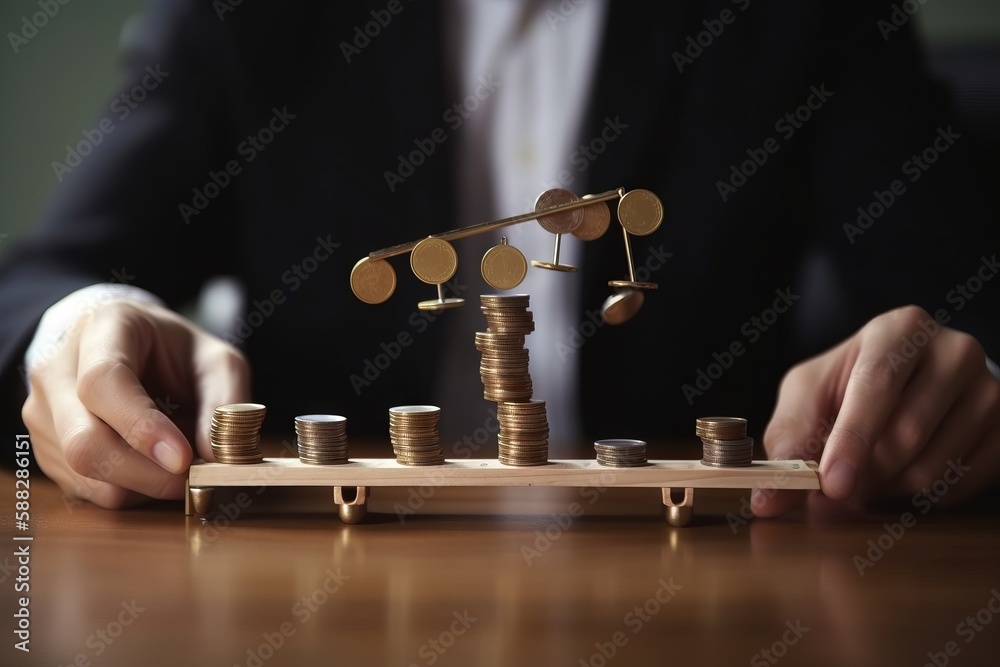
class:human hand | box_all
[755,305,1000,517]
[22,299,250,508]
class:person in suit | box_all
[1,0,997,515]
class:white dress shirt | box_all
[440,0,608,447]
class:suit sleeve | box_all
[0,0,239,430]
[800,0,998,357]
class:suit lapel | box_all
[581,2,693,293]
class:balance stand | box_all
[186,458,820,527]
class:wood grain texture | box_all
[5,443,998,667]
[188,458,821,490]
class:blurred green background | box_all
[1,0,998,248]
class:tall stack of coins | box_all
[295,415,349,465]
[475,295,550,466]
[497,401,549,466]
[594,439,648,467]
[211,403,266,464]
[388,405,446,466]
[476,295,535,402]
[696,417,753,467]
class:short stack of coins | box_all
[594,439,648,467]
[476,294,550,466]
[210,403,266,464]
[496,400,549,466]
[696,416,753,467]
[388,405,446,466]
[295,415,349,465]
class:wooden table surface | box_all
[3,441,999,667]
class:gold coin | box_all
[572,196,611,241]
[608,280,658,290]
[530,260,577,272]
[695,416,748,440]
[350,257,397,304]
[481,240,527,290]
[410,238,458,284]
[389,405,441,416]
[480,294,529,306]
[601,289,644,325]
[417,297,465,311]
[617,189,663,236]
[535,188,583,234]
[215,403,266,414]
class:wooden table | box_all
[3,441,999,667]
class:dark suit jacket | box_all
[0,0,995,446]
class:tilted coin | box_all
[350,257,397,304]
[418,297,465,311]
[601,289,644,325]
[410,237,458,284]
[529,259,578,272]
[617,188,663,236]
[481,238,528,290]
[608,280,658,290]
[535,188,583,234]
[572,196,611,241]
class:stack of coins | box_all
[594,439,648,467]
[696,416,753,467]
[480,294,535,334]
[497,400,549,466]
[476,294,534,402]
[388,405,446,466]
[210,403,266,464]
[295,415,349,465]
[475,295,550,466]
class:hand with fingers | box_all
[21,299,250,509]
[755,305,1000,517]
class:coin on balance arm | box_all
[532,188,582,271]
[350,257,397,304]
[481,237,528,290]
[410,237,459,284]
[534,188,583,234]
[572,195,611,241]
[617,188,663,236]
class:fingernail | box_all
[825,460,857,499]
[153,441,185,474]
